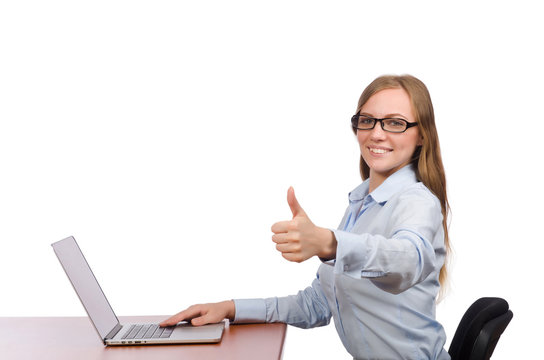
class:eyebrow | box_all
[360,112,409,119]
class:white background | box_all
[1,1,542,359]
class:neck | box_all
[368,172,387,193]
[368,164,413,193]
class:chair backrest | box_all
[448,297,513,360]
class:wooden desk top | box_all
[0,316,287,360]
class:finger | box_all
[276,242,300,253]
[159,306,202,327]
[190,304,229,326]
[287,187,306,218]
[159,313,185,327]
[271,220,290,234]
[191,314,214,326]
[272,233,288,244]
[281,251,305,263]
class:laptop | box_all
[51,236,225,345]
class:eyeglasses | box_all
[351,114,418,133]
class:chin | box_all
[366,160,406,176]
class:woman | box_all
[161,74,451,360]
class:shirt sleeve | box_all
[233,277,332,329]
[331,187,445,295]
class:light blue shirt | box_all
[234,165,450,360]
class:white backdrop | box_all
[1,1,542,359]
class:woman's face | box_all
[357,88,422,186]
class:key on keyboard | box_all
[122,324,174,339]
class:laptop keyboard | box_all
[122,324,174,339]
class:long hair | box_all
[353,75,451,295]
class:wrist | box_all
[222,300,235,322]
[317,227,337,260]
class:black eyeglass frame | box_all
[351,114,418,133]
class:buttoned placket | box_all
[343,195,375,232]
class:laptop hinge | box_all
[105,323,124,341]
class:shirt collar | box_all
[349,164,418,205]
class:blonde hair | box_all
[353,75,450,294]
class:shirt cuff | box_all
[331,229,369,278]
[232,298,267,324]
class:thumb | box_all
[287,187,306,218]
[191,314,210,327]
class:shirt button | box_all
[344,265,349,272]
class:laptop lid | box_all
[52,236,120,342]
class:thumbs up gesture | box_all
[271,187,337,263]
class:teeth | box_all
[370,148,388,154]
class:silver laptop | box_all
[52,236,224,345]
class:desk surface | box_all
[0,316,287,360]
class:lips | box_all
[368,146,392,154]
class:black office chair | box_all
[448,297,513,360]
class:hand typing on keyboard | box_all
[160,300,235,327]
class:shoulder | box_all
[380,182,443,237]
[394,182,439,205]
[387,182,442,220]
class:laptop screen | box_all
[52,236,119,340]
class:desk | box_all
[0,316,287,360]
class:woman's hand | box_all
[159,300,235,327]
[271,187,337,263]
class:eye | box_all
[359,116,374,125]
[384,119,406,128]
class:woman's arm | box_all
[234,277,332,329]
[160,277,332,329]
[332,188,445,294]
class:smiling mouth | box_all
[368,147,392,154]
